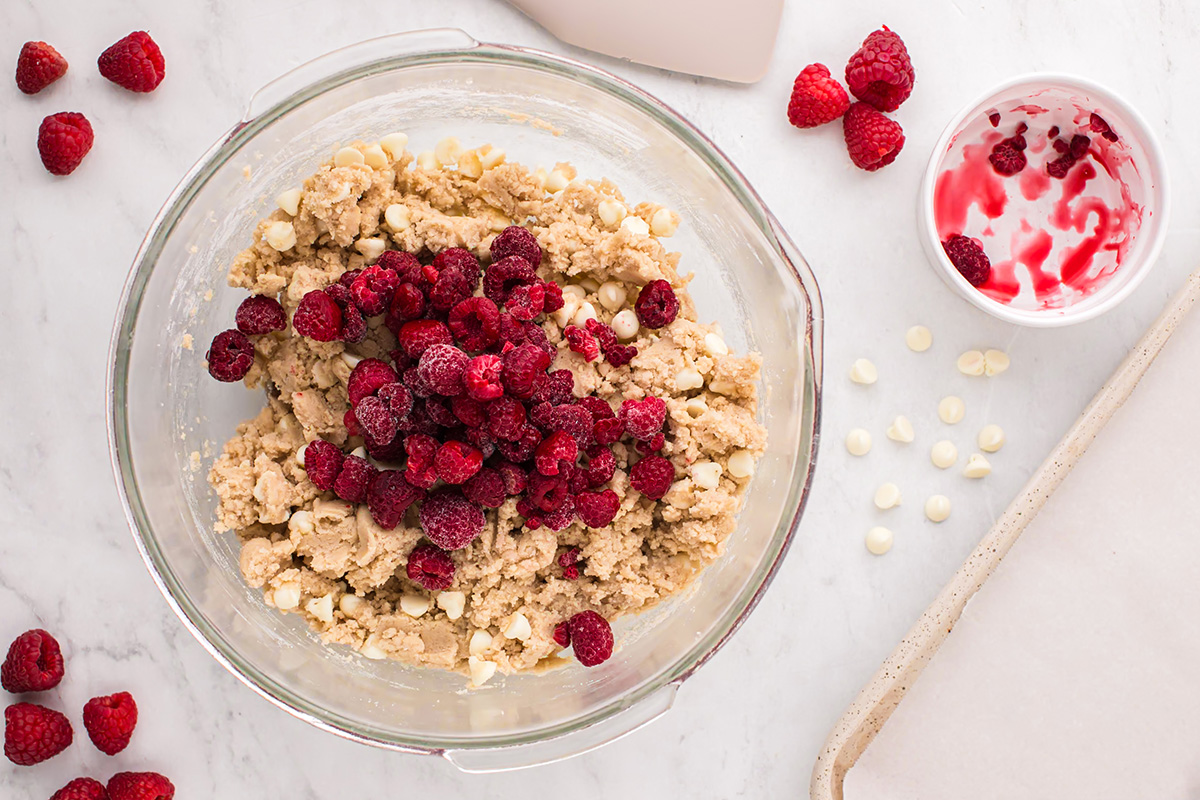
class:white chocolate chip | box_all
[532,167,549,190]
[561,285,587,303]
[597,281,627,311]
[384,203,410,231]
[957,350,986,376]
[849,358,878,385]
[379,132,409,160]
[691,461,723,490]
[363,144,389,170]
[468,656,497,687]
[905,325,933,352]
[703,333,729,357]
[458,149,484,179]
[978,424,1006,452]
[479,146,506,170]
[295,445,306,468]
[578,277,601,293]
[620,215,650,236]
[434,136,463,166]
[572,301,598,327]
[502,612,532,641]
[886,415,914,443]
[469,629,493,657]
[276,188,302,217]
[866,526,893,555]
[436,591,466,621]
[305,594,334,624]
[727,449,755,478]
[288,510,314,535]
[339,594,365,617]
[340,352,362,369]
[931,440,958,469]
[675,368,704,391]
[355,237,387,263]
[846,428,872,456]
[684,397,708,418]
[708,379,737,395]
[938,395,965,425]
[874,482,902,509]
[650,207,679,237]
[399,594,431,618]
[416,150,438,171]
[552,296,580,328]
[545,169,570,193]
[984,349,1010,376]
[273,581,301,610]
[964,453,992,478]
[334,146,365,167]
[350,446,368,460]
[264,220,296,252]
[597,199,627,227]
[925,495,951,522]
[612,309,640,340]
[360,640,387,660]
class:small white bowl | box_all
[918,74,1170,327]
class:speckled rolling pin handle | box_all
[809,266,1200,800]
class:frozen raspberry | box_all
[98,31,165,93]
[530,401,555,430]
[403,366,434,399]
[429,267,472,313]
[421,262,441,287]
[635,432,666,454]
[534,430,578,476]
[464,427,497,459]
[585,319,637,366]
[432,248,482,285]
[350,265,401,316]
[397,319,453,359]
[202,330,255,384]
[385,283,426,332]
[4,702,72,765]
[787,63,850,128]
[633,280,679,329]
[82,691,137,756]
[527,471,570,512]
[434,441,483,484]
[629,454,674,499]
[497,425,542,462]
[505,283,545,321]
[1070,133,1091,160]
[553,621,571,647]
[542,499,577,531]
[37,112,93,176]
[449,395,486,429]
[593,417,625,446]
[303,440,345,491]
[235,295,287,335]
[448,297,501,351]
[347,358,398,406]
[1,629,64,693]
[566,610,614,667]
[50,777,108,800]
[424,397,458,428]
[339,305,367,344]
[575,489,620,528]
[989,132,1028,176]
[371,386,410,428]
[366,470,424,529]
[333,455,377,503]
[462,468,506,508]
[490,225,542,267]
[378,250,423,283]
[418,343,470,396]
[293,290,343,341]
[354,396,398,445]
[534,370,575,405]
[942,234,991,287]
[107,772,174,800]
[406,542,455,591]
[542,281,565,312]
[578,396,614,420]
[464,354,504,402]
[842,102,905,172]
[487,396,528,441]
[544,404,594,446]
[16,41,68,95]
[1089,113,1119,143]
[403,433,440,488]
[419,488,485,550]
[844,26,914,112]
[495,461,527,495]
[339,268,362,289]
[502,344,552,400]
[483,256,538,306]
[583,448,617,487]
[559,546,580,569]
[619,396,667,441]
[364,427,408,462]
[564,325,600,361]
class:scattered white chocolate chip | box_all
[925,494,951,522]
[379,132,408,160]
[355,237,387,262]
[273,581,301,610]
[703,333,729,357]
[620,215,650,236]
[984,349,1010,376]
[436,591,466,621]
[597,281,627,311]
[650,207,679,237]
[905,325,933,352]
[612,309,639,340]
[434,136,463,166]
[276,188,302,217]
[964,453,992,478]
[334,146,365,167]
[340,352,362,369]
[572,301,598,327]
[874,482,902,510]
[938,395,965,425]
[502,612,533,641]
[399,594,432,618]
[691,461,723,490]
[886,415,915,443]
[578,276,601,293]
[305,594,334,624]
[458,149,484,179]
[931,440,958,469]
[684,397,708,418]
[360,640,387,660]
[469,629,493,657]
[350,446,368,460]
[597,199,627,227]
[957,349,986,376]
[363,144,389,170]
[675,368,704,391]
[978,424,1006,452]
[727,449,755,479]
[339,594,365,617]
[468,656,497,688]
[849,358,878,385]
[264,220,296,252]
[561,284,587,301]
[295,445,306,468]
[545,168,571,193]
[708,379,737,395]
[552,296,580,328]
[866,526,893,555]
[384,203,410,231]
[415,150,438,171]
[846,428,872,456]
[288,510,314,535]
[478,146,506,170]
[532,167,548,190]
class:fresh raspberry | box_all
[397,319,452,359]
[403,433,440,489]
[542,281,565,312]
[434,441,483,484]
[564,325,600,361]
[432,248,482,286]
[577,396,614,420]
[235,295,287,335]
[50,777,109,800]
[82,692,137,756]
[97,32,165,93]
[1089,113,1119,143]
[462,468,506,508]
[634,280,679,329]
[566,611,613,667]
[542,499,577,531]
[354,396,398,445]
[593,417,625,446]
[333,455,376,503]
[205,330,254,383]
[4,702,72,765]
[419,489,485,550]
[585,319,637,367]
[501,344,552,400]
[988,131,1028,176]
[483,256,538,306]
[544,404,594,446]
[303,440,344,491]
[497,425,542,462]
[365,470,423,528]
[464,354,504,402]
[534,430,578,476]
[16,41,68,95]
[447,297,500,352]
[406,542,455,591]
[378,250,423,283]
[941,234,991,287]
[1,629,64,693]
[534,370,575,405]
[844,26,914,112]
[106,772,174,800]
[293,290,343,341]
[787,63,850,128]
[629,454,674,499]
[575,489,620,528]
[490,225,542,267]
[37,112,93,176]
[842,102,905,172]
[583,448,616,487]
[486,396,527,441]
[385,283,426,332]
[418,343,469,396]
[350,265,400,316]
[526,471,570,512]
[619,396,667,441]
[347,358,399,406]
[505,283,545,321]
[429,267,472,313]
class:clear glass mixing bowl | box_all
[107,29,823,770]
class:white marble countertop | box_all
[2,0,1198,796]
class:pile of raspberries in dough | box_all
[206,134,766,686]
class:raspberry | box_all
[844,26,914,112]
[397,319,452,359]
[37,112,94,176]
[422,396,457,428]
[82,691,137,755]
[989,133,1028,176]
[449,395,486,429]
[1089,113,1119,143]
[203,329,256,384]
[379,381,415,423]
[1,629,64,693]
[564,325,600,361]
[403,366,434,399]
[350,265,401,316]
[544,404,594,446]
[385,283,426,332]
[463,468,506,508]
[634,280,679,329]
[534,430,578,476]
[447,297,501,351]
[487,396,528,441]
[593,417,625,446]
[365,470,423,528]
[333,454,377,503]
[575,489,620,528]
[235,295,287,335]
[484,256,538,306]
[585,319,637,366]
[339,305,367,344]
[1070,133,1091,160]
[619,396,667,441]
[635,432,666,454]
[418,343,470,396]
[787,63,850,128]
[432,248,482,286]
[429,267,472,313]
[497,425,542,462]
[463,427,497,460]
[629,454,674,499]
[378,250,423,283]
[4,702,72,765]
[527,471,570,512]
[542,281,565,313]
[346,358,398,406]
[505,283,545,321]
[303,440,344,491]
[495,461,528,495]
[842,102,906,172]
[552,621,572,647]
[339,268,362,288]
[419,488,485,550]
[363,428,406,462]
[406,542,456,591]
[534,370,575,405]
[97,31,165,93]
[293,290,343,341]
[51,778,108,800]
[559,547,580,569]
[490,225,542,267]
[501,344,552,400]
[355,396,398,445]
[530,401,555,430]
[434,441,483,484]
[583,448,616,487]
[464,354,504,402]
[16,41,68,95]
[942,234,992,287]
[566,610,613,667]
[542,499,577,531]
[107,772,175,800]
[404,433,440,489]
[578,396,614,420]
